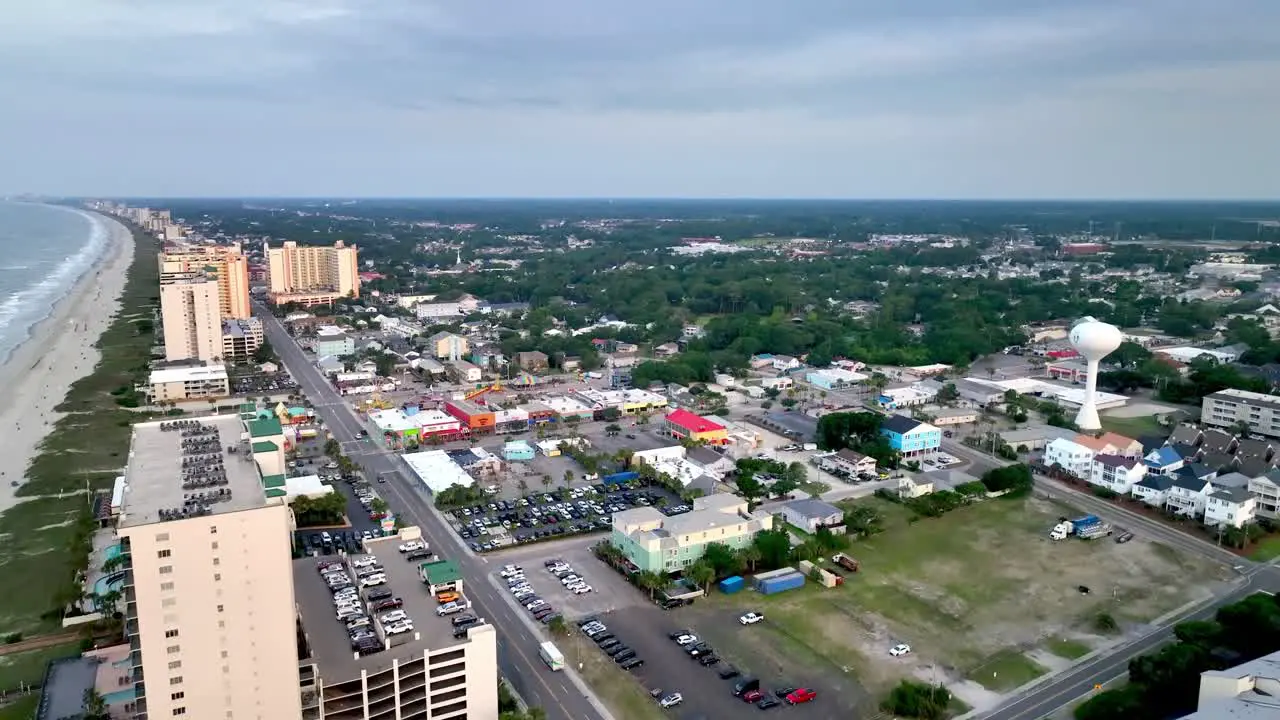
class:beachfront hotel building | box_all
[159,244,251,320]
[115,415,302,720]
[265,240,360,307]
[147,364,231,403]
[159,276,223,363]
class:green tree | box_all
[752,529,793,570]
[881,680,951,720]
[82,687,108,720]
[736,544,763,573]
[635,570,666,600]
[1073,685,1146,720]
[686,559,716,594]
[701,542,741,576]
[547,616,568,636]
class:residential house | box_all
[1234,438,1276,477]
[1166,475,1214,518]
[816,449,878,478]
[1090,455,1147,494]
[1168,424,1205,447]
[1212,471,1253,490]
[778,498,845,533]
[769,355,802,372]
[1250,470,1280,519]
[1074,432,1143,458]
[1143,446,1185,476]
[898,474,934,498]
[560,355,582,372]
[1044,437,1098,479]
[654,343,680,357]
[1132,474,1176,508]
[1201,428,1241,455]
[1201,451,1241,474]
[515,351,549,371]
[1204,488,1257,528]
[879,415,942,458]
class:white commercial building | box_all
[402,450,476,493]
[148,363,231,402]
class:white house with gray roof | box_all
[778,498,844,533]
[1205,487,1256,528]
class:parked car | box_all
[889,643,912,656]
[786,688,817,705]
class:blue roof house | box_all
[879,416,942,458]
[1143,446,1185,475]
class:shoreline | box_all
[0,209,136,513]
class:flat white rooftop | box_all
[149,364,228,385]
[119,416,266,528]
[401,450,475,493]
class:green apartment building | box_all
[610,494,775,574]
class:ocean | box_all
[0,201,112,363]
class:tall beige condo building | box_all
[160,277,223,362]
[159,245,252,320]
[265,241,360,305]
[117,416,301,720]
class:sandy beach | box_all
[0,210,135,513]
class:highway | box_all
[254,304,608,720]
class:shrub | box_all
[881,680,951,720]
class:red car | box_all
[786,688,817,705]
[742,690,764,703]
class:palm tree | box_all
[563,470,574,486]
[686,560,716,595]
[737,545,762,573]
[637,570,666,600]
[517,479,529,497]
[540,474,552,491]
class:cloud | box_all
[0,0,1277,197]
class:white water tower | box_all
[1068,317,1123,431]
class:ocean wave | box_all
[0,213,109,334]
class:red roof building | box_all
[664,409,728,444]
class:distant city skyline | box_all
[3,0,1278,199]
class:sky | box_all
[2,0,1279,199]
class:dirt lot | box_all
[681,495,1231,712]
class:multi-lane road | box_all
[254,304,608,720]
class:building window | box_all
[157,549,171,559]
[161,598,177,608]
[173,708,187,716]
[211,542,219,550]
[170,676,182,685]
[210,526,217,534]
[214,573,221,582]
[168,661,181,670]
[155,533,170,542]
[217,604,224,613]
[158,565,173,575]
[212,558,220,566]
[160,582,175,592]
[167,645,180,654]
[165,629,179,638]
[171,692,185,700]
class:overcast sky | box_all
[3,0,1278,199]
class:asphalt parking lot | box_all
[448,482,684,553]
[230,370,299,394]
[573,604,839,717]
[294,479,389,551]
[491,542,644,620]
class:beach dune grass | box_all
[0,219,158,633]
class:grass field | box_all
[561,632,665,720]
[0,694,38,720]
[1045,638,1093,660]
[967,651,1047,691]
[0,221,158,635]
[1249,536,1280,561]
[690,495,1225,700]
[0,641,82,691]
[1099,414,1164,439]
